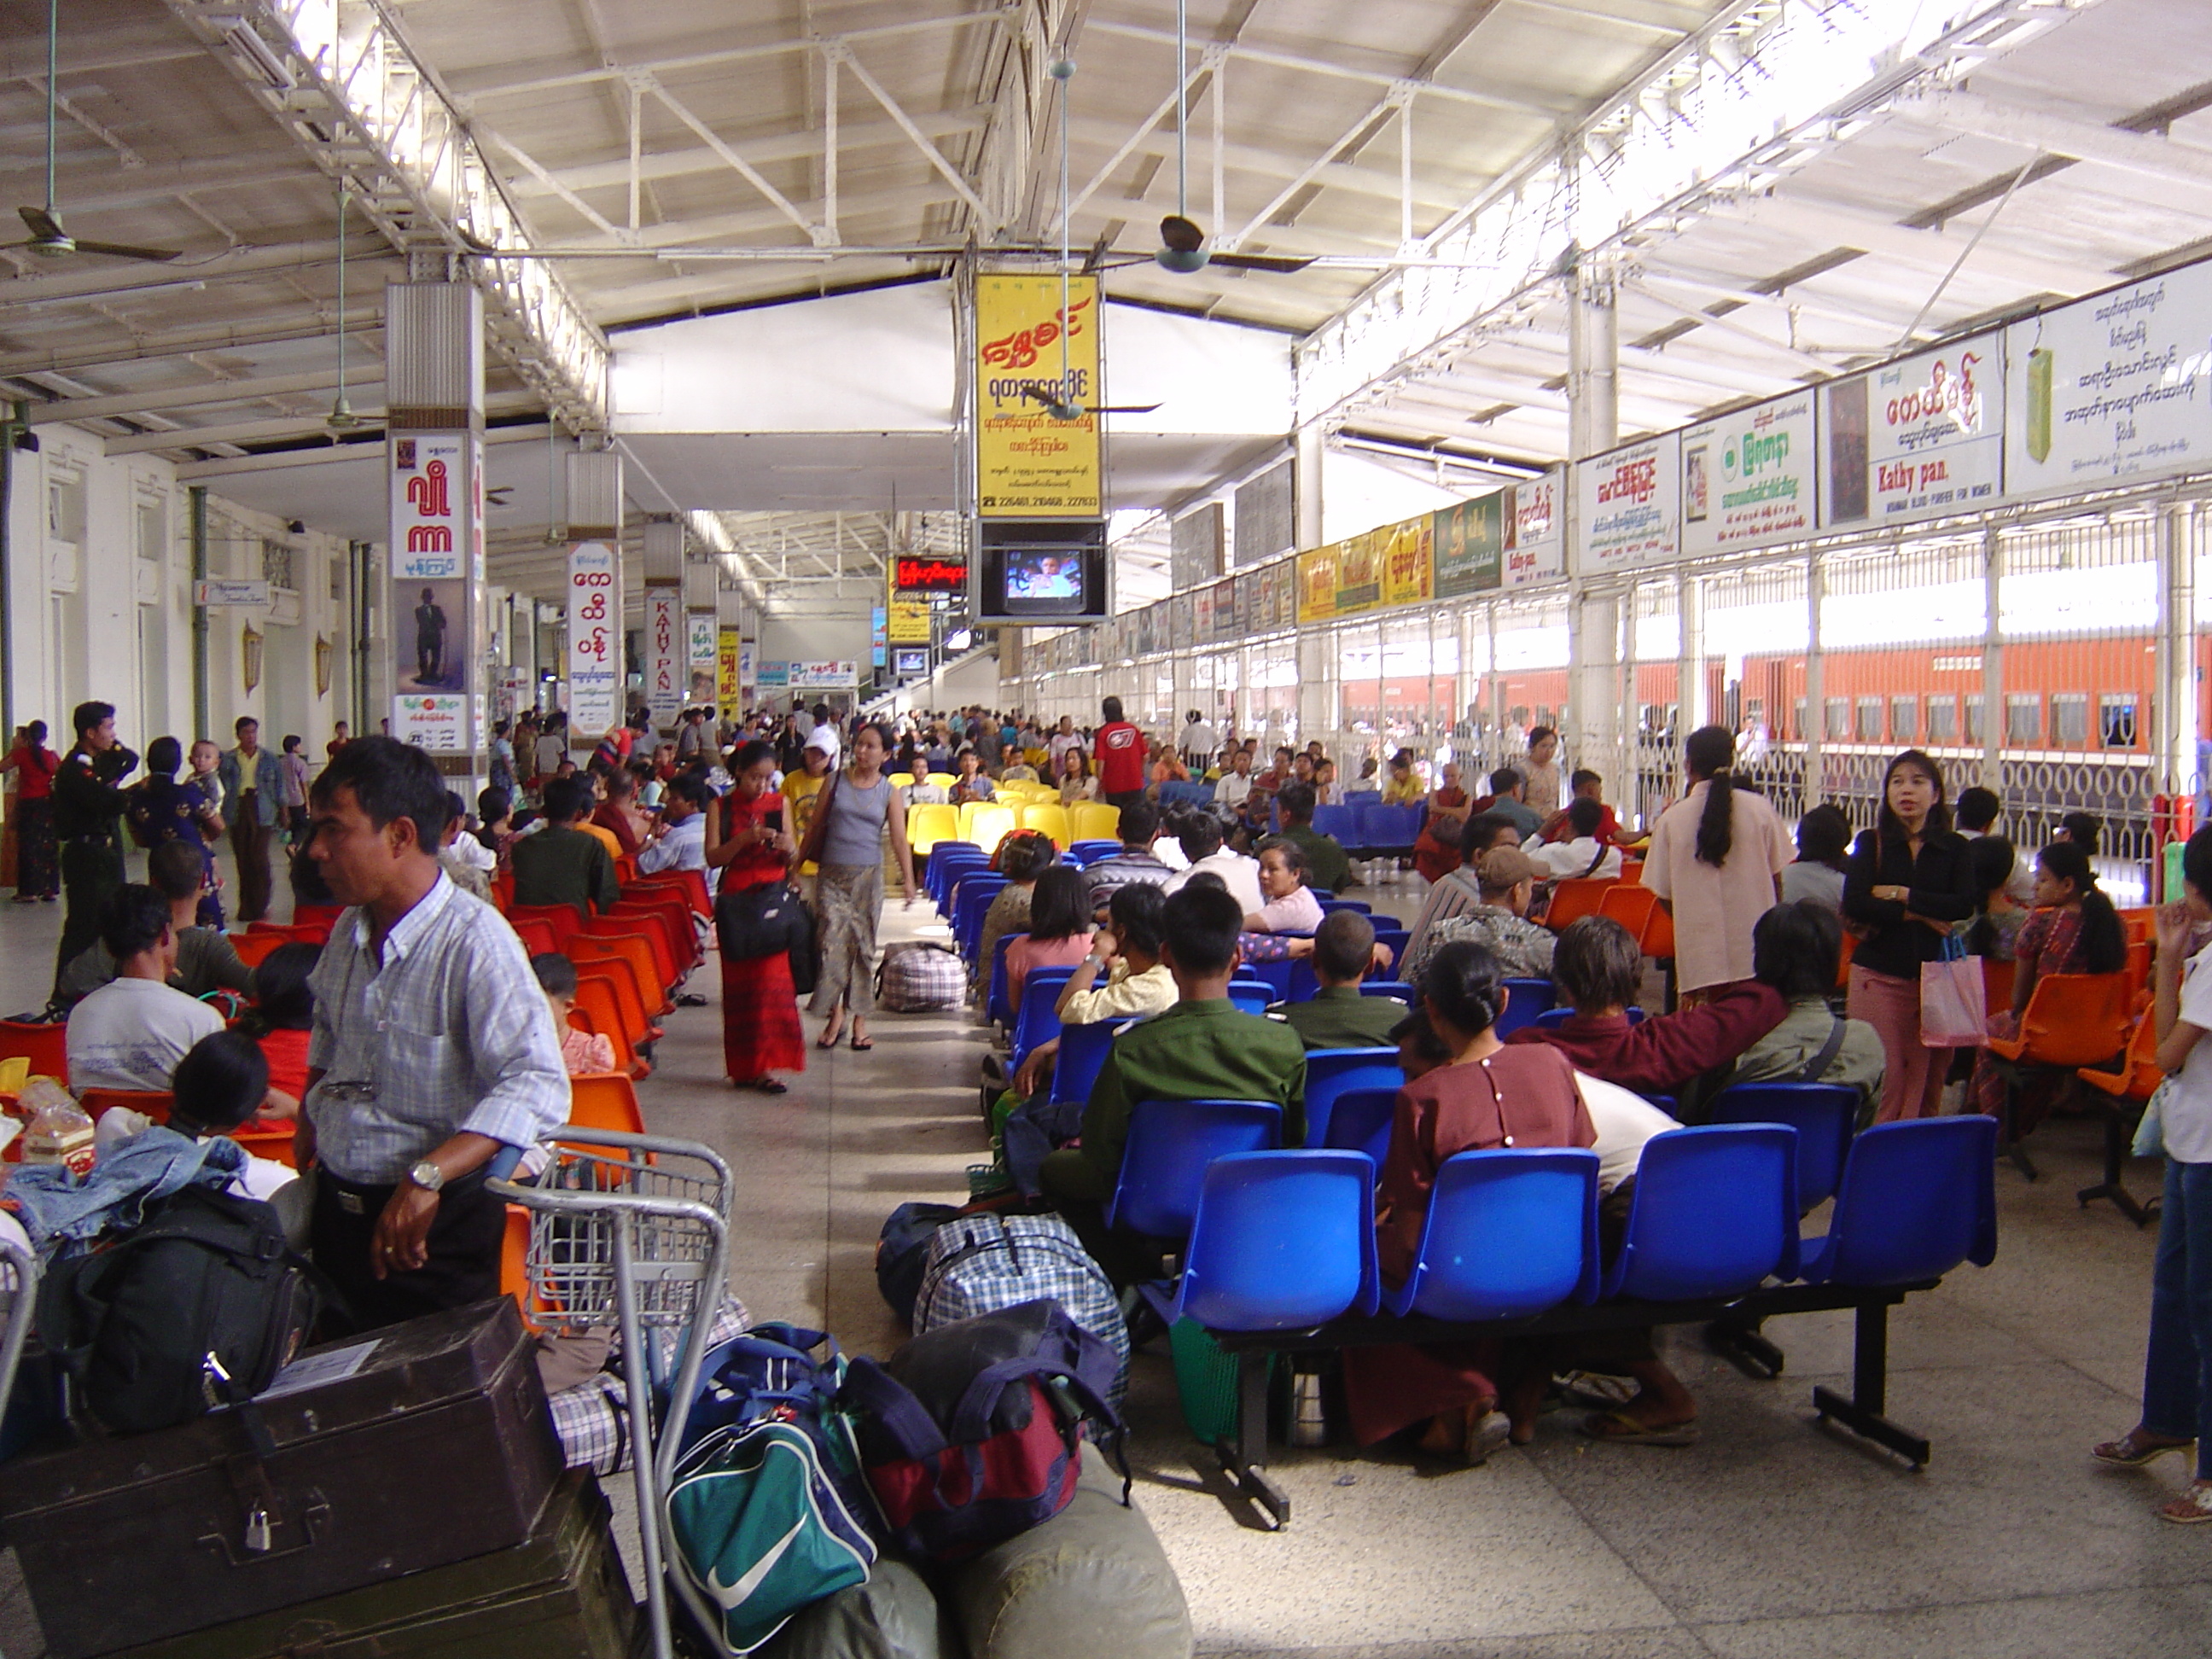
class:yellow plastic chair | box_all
[908,802,959,853]
[962,801,1016,851]
[1069,802,1121,843]
[928,773,957,789]
[1017,801,1071,848]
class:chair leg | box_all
[1705,1311,1785,1379]
[1998,1087,2039,1183]
[2077,1100,2158,1228]
[1214,1348,1291,1529]
[1811,1299,1930,1470]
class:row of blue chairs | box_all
[1167,1112,1998,1522]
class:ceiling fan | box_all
[1082,0,1313,279]
[1,0,182,265]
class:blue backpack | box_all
[665,1325,879,1656]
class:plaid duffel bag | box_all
[876,940,967,1012]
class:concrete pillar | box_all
[564,448,624,742]
[1294,423,1324,550]
[1673,568,1703,830]
[684,556,719,708]
[1803,550,1825,818]
[1565,257,1618,793]
[2157,501,2198,808]
[1981,524,2005,793]
[642,519,685,733]
[1568,261,1619,460]
[384,279,485,778]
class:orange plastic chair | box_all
[567,1071,646,1136]
[1837,928,1859,990]
[1543,876,1615,933]
[293,902,346,935]
[501,1205,556,1332]
[1982,956,2015,1019]
[76,1088,172,1123]
[614,855,641,888]
[1617,859,1644,887]
[511,917,559,958]
[228,932,290,969]
[1984,972,2133,1068]
[572,931,674,1016]
[572,992,646,1080]
[0,1022,67,1083]
[632,868,711,920]
[1638,901,1676,964]
[491,870,515,912]
[610,894,696,973]
[231,1121,298,1168]
[2080,1010,2161,1102]
[2119,908,2155,946]
[573,972,645,1048]
[569,940,664,1029]
[2075,1009,2164,1225]
[2124,940,2152,1010]
[1595,883,1657,943]
[508,904,585,951]
[580,918,678,1000]
[575,959,653,1048]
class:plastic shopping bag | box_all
[1919,934,1988,1049]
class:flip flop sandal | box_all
[2157,1481,2212,1524]
[1557,1370,1640,1410]
[1581,1409,1701,1447]
[850,1034,875,1051]
[2093,1430,2194,1467]
[735,1076,788,1094]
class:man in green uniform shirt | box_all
[50,701,137,996]
[1277,911,1404,1051]
[509,776,620,917]
[1040,882,1307,1284]
[1266,781,1352,894]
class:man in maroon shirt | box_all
[1506,914,1786,1099]
[1094,696,1147,812]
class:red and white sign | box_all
[566,541,620,737]
[1575,434,1680,575]
[1504,469,1565,589]
[1822,334,2003,528]
[393,695,466,751]
[645,586,684,724]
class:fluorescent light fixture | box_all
[216,19,295,90]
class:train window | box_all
[1856,697,1883,741]
[2100,695,2139,748]
[1926,696,1958,742]
[2006,695,2041,745]
[1792,698,1807,741]
[1889,696,1916,742]
[1825,697,1850,740]
[1965,696,1986,745]
[2051,694,2089,746]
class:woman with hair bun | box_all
[1340,938,1595,1464]
[1642,725,1793,1006]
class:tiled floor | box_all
[1,858,2207,1657]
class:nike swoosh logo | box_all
[703,1509,806,1610]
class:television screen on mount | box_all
[977,520,1109,623]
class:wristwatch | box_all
[406,1159,446,1193]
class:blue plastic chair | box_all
[1171,1150,1380,1330]
[1301,1047,1403,1150]
[1384,1148,1601,1319]
[1534,1004,1645,1029]
[931,853,987,912]
[1311,805,1359,845]
[1797,1116,1999,1287]
[984,932,1027,1029]
[1370,925,1409,971]
[1069,841,1121,864]
[924,840,981,891]
[1359,804,1423,853]
[1493,977,1557,1039]
[1240,958,1295,1001]
[1321,1086,1399,1168]
[1107,1099,1285,1238]
[1285,959,1320,1003]
[1226,981,1273,1016]
[952,876,1010,962]
[1008,969,1077,1072]
[1048,1017,1138,1108]
[1708,1082,1860,1211]
[1601,1124,1800,1301]
[946,870,1004,939]
[1318,899,1371,916]
[1342,790,1382,812]
[1360,981,1415,1003]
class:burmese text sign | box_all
[975,274,1102,517]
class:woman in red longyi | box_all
[705,739,807,1094]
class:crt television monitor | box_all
[978,521,1109,623]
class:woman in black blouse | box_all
[1842,750,1978,1121]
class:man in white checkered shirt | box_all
[299,737,568,1332]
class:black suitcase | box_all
[101,1469,637,1659]
[0,1298,564,1659]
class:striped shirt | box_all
[306,873,568,1184]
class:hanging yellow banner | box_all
[716,628,741,707]
[1334,529,1383,616]
[1296,544,1339,624]
[975,273,1102,517]
[1379,515,1434,608]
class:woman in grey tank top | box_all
[809,721,917,1049]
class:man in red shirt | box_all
[1094,696,1147,810]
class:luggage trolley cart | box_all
[492,1130,731,1659]
[0,1234,37,1423]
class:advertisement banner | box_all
[758,659,789,689]
[1191,584,1215,643]
[1232,571,1254,637]
[1170,593,1193,653]
[1575,433,1680,575]
[2004,267,2212,496]
[975,272,1102,517]
[393,693,467,751]
[1821,334,2003,528]
[789,660,858,689]
[1334,530,1382,615]
[1505,469,1566,589]
[1271,559,1295,629]
[687,609,718,702]
[1680,391,1815,556]
[389,432,473,742]
[1211,578,1237,643]
[1379,517,1433,609]
[1433,494,1504,597]
[737,639,755,689]
[564,540,620,737]
[1296,544,1339,624]
[888,600,932,644]
[891,555,967,594]
[717,628,741,708]
[645,586,684,724]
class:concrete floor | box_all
[0,855,2207,1656]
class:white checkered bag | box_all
[876,940,968,1012]
[546,1293,752,1475]
[914,1212,1129,1410]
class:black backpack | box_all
[38,1185,322,1435]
